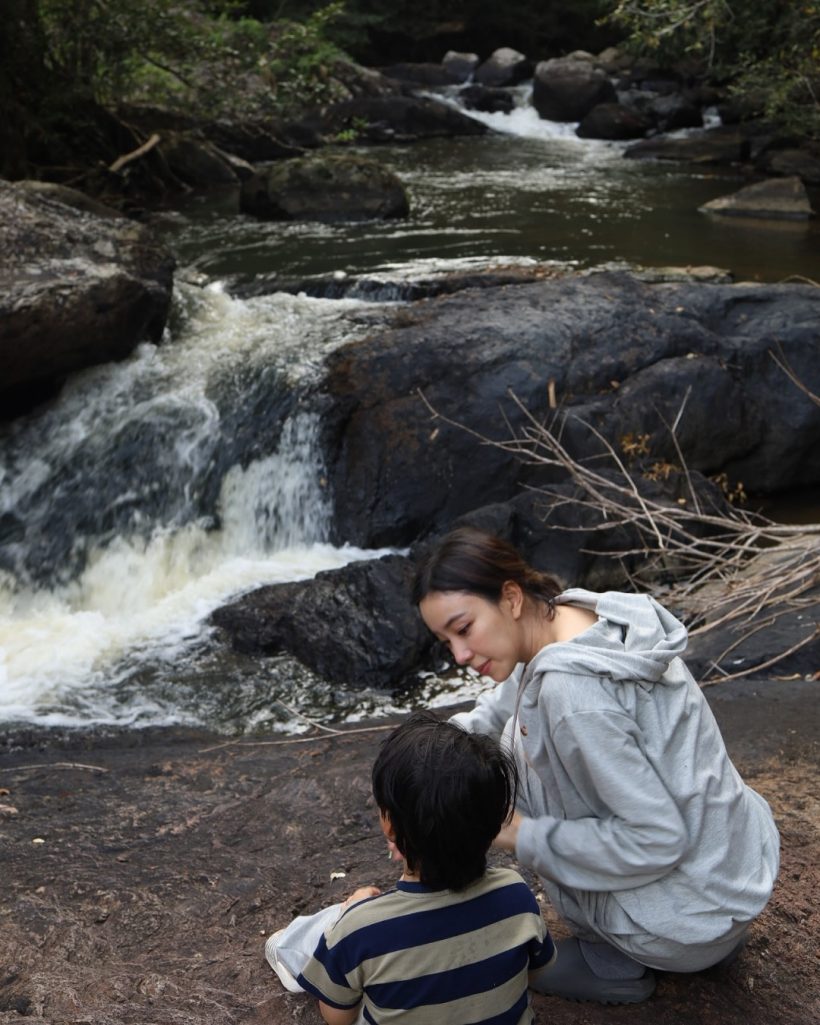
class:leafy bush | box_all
[606,0,820,138]
[31,0,347,119]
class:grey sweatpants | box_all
[505,720,752,973]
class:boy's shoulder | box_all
[332,866,536,937]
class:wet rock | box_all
[645,92,703,132]
[576,103,651,140]
[0,180,175,417]
[474,47,532,88]
[699,176,814,220]
[442,50,480,83]
[459,85,515,114]
[210,555,431,689]
[625,126,748,164]
[532,58,617,122]
[239,153,409,223]
[379,62,462,87]
[318,273,820,549]
[596,46,633,75]
[754,146,820,185]
[158,132,239,187]
[291,95,487,145]
[201,119,306,161]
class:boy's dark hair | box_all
[371,711,518,891]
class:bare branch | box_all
[418,388,819,686]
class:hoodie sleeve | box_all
[448,665,523,740]
[516,707,689,891]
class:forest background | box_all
[2,0,819,187]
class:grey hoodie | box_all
[451,589,780,948]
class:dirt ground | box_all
[0,676,817,1025]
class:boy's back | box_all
[298,865,554,1024]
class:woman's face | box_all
[418,588,523,683]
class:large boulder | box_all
[532,58,617,122]
[0,180,175,416]
[442,51,480,83]
[158,132,240,187]
[474,48,532,88]
[625,127,748,164]
[239,153,409,222]
[460,85,516,114]
[291,95,487,145]
[317,273,820,549]
[210,554,431,689]
[754,147,820,186]
[618,89,703,133]
[576,103,651,140]
[699,176,814,220]
[379,62,462,87]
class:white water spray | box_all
[0,286,385,728]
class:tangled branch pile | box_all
[422,387,819,686]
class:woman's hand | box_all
[494,811,524,853]
[342,885,381,910]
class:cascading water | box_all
[0,283,392,731]
[4,82,817,735]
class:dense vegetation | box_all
[1,0,817,183]
[609,0,820,137]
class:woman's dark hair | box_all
[412,527,561,614]
[372,711,518,892]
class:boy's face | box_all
[419,587,523,683]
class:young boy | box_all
[265,711,556,1025]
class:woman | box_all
[413,527,780,1004]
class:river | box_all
[1,95,817,736]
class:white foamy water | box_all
[0,285,391,730]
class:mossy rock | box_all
[240,153,409,222]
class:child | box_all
[265,711,556,1025]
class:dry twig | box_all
[419,386,820,684]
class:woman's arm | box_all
[319,1001,361,1025]
[516,709,688,891]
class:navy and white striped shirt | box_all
[297,866,555,1025]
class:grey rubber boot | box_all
[529,937,656,1004]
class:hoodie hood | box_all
[531,588,690,689]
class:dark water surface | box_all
[158,129,820,287]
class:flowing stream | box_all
[2,92,818,735]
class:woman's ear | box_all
[501,580,525,620]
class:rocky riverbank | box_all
[0,675,817,1025]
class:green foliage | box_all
[263,1,349,115]
[28,0,347,119]
[606,0,820,137]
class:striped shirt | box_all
[297,866,555,1025]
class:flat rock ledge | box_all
[699,176,814,220]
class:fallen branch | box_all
[770,343,820,407]
[0,761,109,774]
[109,133,161,174]
[419,388,820,685]
[198,723,397,754]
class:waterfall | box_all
[0,283,384,729]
